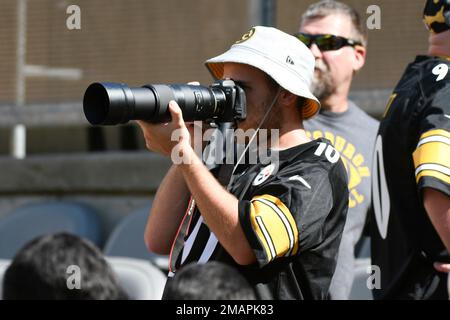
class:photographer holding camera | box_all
[86,26,349,299]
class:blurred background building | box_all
[0,0,429,241]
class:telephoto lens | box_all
[83,80,246,125]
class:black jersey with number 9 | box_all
[370,55,450,300]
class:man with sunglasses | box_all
[297,0,379,299]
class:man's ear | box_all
[353,45,366,72]
[279,89,298,108]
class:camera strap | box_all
[227,87,282,189]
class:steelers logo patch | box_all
[253,163,276,186]
[235,27,256,44]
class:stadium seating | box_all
[0,259,9,299]
[0,201,102,259]
[103,204,169,271]
[0,257,166,300]
[106,257,166,300]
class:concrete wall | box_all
[0,0,252,104]
[0,0,429,104]
[0,152,172,244]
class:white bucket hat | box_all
[205,26,320,120]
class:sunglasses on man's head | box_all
[294,33,362,51]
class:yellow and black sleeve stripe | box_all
[247,194,299,264]
[413,129,450,185]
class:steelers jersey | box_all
[370,55,450,299]
[164,138,349,300]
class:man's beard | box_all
[311,59,335,101]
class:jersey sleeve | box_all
[412,83,450,197]
[238,164,338,268]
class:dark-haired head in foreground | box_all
[3,232,128,300]
[163,262,256,300]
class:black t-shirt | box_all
[370,55,450,300]
[165,138,349,300]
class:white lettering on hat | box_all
[286,56,295,65]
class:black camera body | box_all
[83,79,246,125]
